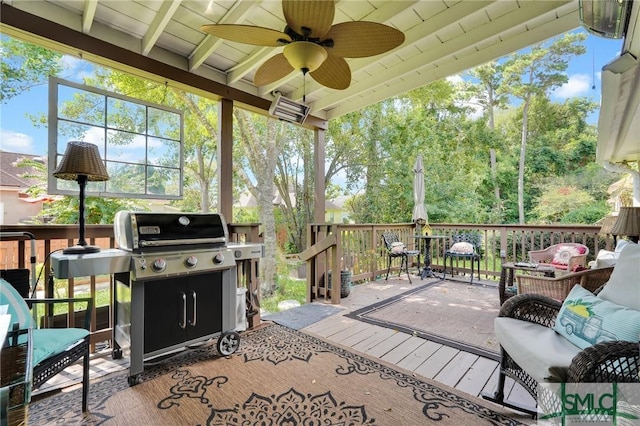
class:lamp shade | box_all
[53,141,109,181]
[610,207,640,240]
[598,214,618,235]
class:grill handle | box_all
[190,290,197,327]
[179,291,187,329]
[139,237,226,247]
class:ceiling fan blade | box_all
[283,0,335,39]
[201,24,291,47]
[324,22,405,58]
[310,54,350,90]
[254,53,295,86]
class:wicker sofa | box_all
[483,243,640,417]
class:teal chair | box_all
[0,278,92,412]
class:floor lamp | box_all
[53,141,110,254]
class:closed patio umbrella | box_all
[412,154,427,229]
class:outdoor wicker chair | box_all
[528,243,589,273]
[483,244,640,417]
[0,278,93,412]
[381,232,419,284]
[514,266,614,302]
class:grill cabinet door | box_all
[144,277,185,353]
[143,272,224,354]
[185,272,223,341]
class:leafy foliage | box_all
[1,33,626,237]
[0,35,64,103]
[532,185,597,223]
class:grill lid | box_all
[114,211,229,251]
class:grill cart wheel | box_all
[217,331,240,356]
[128,374,141,386]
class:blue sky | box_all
[0,29,623,157]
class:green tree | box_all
[0,36,64,103]
[233,110,280,295]
[461,61,509,220]
[499,33,587,223]
[532,184,598,223]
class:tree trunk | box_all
[487,86,502,220]
[518,98,531,224]
[234,110,279,296]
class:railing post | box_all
[500,227,508,261]
[332,229,341,304]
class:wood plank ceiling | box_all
[1,0,581,125]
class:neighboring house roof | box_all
[0,151,43,189]
[329,195,351,210]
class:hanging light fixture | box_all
[283,42,328,74]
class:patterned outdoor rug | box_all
[28,323,528,425]
[347,280,501,360]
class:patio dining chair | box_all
[442,234,482,284]
[381,232,419,284]
[0,277,93,412]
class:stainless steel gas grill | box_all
[112,211,242,385]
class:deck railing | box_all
[0,222,613,339]
[305,223,612,303]
[0,223,262,350]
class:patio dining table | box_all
[414,235,447,279]
[499,262,556,305]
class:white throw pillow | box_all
[552,245,581,265]
[597,243,640,310]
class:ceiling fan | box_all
[201,0,405,91]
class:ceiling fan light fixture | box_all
[283,41,327,73]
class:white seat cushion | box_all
[494,317,582,383]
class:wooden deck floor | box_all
[34,274,536,415]
[301,275,536,413]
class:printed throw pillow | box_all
[390,241,406,254]
[553,285,640,350]
[552,245,581,265]
[449,242,475,254]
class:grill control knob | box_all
[152,258,167,272]
[185,255,198,268]
[212,253,225,264]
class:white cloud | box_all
[0,130,34,153]
[552,74,591,99]
[60,56,94,81]
[446,75,464,85]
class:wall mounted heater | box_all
[579,0,631,39]
[269,94,310,124]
